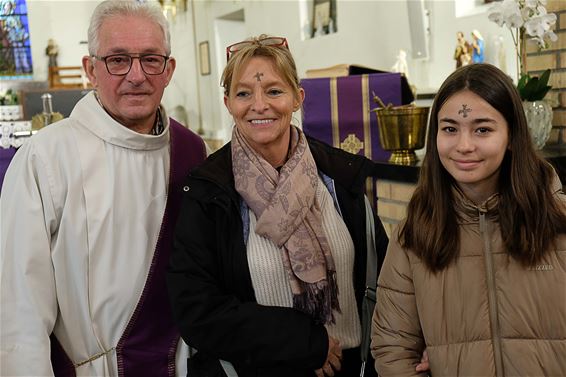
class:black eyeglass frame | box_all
[92,53,170,76]
[225,37,288,62]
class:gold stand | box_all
[371,105,429,166]
[389,150,418,165]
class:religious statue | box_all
[454,31,471,69]
[45,38,59,67]
[391,49,410,80]
[471,30,485,64]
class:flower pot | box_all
[523,100,552,150]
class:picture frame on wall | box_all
[311,0,336,38]
[314,2,330,28]
[199,41,211,76]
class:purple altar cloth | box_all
[0,148,16,193]
[301,72,405,162]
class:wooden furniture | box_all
[203,137,225,152]
[48,66,90,89]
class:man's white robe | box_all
[0,92,188,376]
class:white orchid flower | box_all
[506,0,524,27]
[488,0,556,82]
[507,11,524,28]
[488,0,523,27]
[525,0,539,9]
[525,12,556,37]
[488,2,507,26]
[488,0,557,46]
[545,30,558,42]
[529,36,544,49]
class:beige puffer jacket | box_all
[371,181,566,377]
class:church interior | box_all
[1,0,565,233]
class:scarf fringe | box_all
[292,271,341,325]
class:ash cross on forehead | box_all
[254,72,263,82]
[458,104,472,118]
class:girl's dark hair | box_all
[400,63,566,272]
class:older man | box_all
[0,1,206,376]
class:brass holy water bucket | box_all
[371,105,429,165]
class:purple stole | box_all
[51,119,206,376]
[301,73,403,162]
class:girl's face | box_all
[436,90,509,204]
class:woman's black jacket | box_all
[167,136,388,377]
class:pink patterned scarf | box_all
[232,125,340,324]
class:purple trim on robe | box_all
[0,147,16,193]
[117,119,206,376]
[50,119,206,376]
[51,334,76,377]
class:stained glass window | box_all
[0,0,33,79]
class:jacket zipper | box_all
[480,210,504,376]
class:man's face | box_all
[83,15,175,133]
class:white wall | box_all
[23,0,518,138]
[213,18,246,140]
[186,0,518,140]
[27,0,98,81]
[161,9,200,133]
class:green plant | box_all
[0,89,19,106]
[517,69,551,102]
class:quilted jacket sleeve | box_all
[370,227,426,376]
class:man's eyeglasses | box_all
[92,53,170,76]
[226,37,288,62]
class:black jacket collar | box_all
[189,135,374,196]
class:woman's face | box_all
[224,56,304,166]
[436,90,509,204]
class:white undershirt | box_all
[246,177,361,349]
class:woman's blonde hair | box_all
[221,34,302,104]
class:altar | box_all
[0,80,90,192]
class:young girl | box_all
[371,63,566,376]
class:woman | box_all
[471,29,484,64]
[167,35,388,377]
[371,63,566,376]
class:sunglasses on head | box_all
[226,36,289,62]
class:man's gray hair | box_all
[88,0,171,56]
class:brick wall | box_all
[526,0,566,145]
[376,180,416,237]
